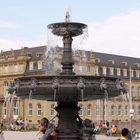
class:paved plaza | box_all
[3,131,119,140]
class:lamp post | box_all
[129,66,134,132]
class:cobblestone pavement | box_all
[3,131,119,140]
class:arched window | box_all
[118,105,122,116]
[37,103,42,116]
[138,105,140,115]
[87,104,92,116]
[13,101,18,116]
[131,86,134,97]
[28,103,33,116]
[124,105,128,116]
[111,105,115,116]
[38,61,42,70]
[3,81,9,99]
[50,103,56,116]
[3,102,7,118]
[79,104,83,116]
[138,87,140,97]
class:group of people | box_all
[7,118,29,131]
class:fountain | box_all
[8,11,127,140]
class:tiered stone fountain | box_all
[9,12,127,140]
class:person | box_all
[120,128,130,140]
[135,131,140,140]
[0,130,5,140]
[110,125,117,136]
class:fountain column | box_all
[60,35,75,75]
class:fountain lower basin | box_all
[14,75,126,102]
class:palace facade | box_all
[0,46,140,125]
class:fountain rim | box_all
[15,75,119,81]
[47,22,87,30]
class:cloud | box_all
[79,9,140,58]
[1,9,140,59]
[0,20,18,28]
[0,38,45,51]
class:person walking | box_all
[0,130,5,140]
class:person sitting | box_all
[110,125,117,136]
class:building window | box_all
[50,104,56,116]
[95,66,99,76]
[37,104,42,116]
[28,103,33,116]
[111,105,115,116]
[3,102,7,117]
[138,87,140,97]
[13,101,18,116]
[118,105,122,116]
[123,69,127,77]
[136,70,140,78]
[87,104,92,116]
[102,66,107,76]
[124,105,128,116]
[79,104,83,116]
[14,64,18,72]
[29,62,34,70]
[38,61,42,70]
[110,67,114,76]
[87,66,91,72]
[138,105,140,115]
[131,70,134,77]
[4,65,8,73]
[131,86,134,97]
[3,81,9,99]
[117,68,121,76]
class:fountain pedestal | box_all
[56,102,82,140]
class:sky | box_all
[0,0,140,58]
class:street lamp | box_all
[129,66,134,132]
[129,108,134,132]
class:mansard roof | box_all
[1,45,140,68]
[94,52,140,68]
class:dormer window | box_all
[123,69,127,77]
[95,66,99,76]
[110,67,114,75]
[102,66,107,76]
[29,62,34,70]
[36,52,43,57]
[96,58,100,63]
[131,69,134,77]
[38,61,42,70]
[27,52,32,57]
[136,70,140,78]
[117,68,121,76]
[108,60,114,64]
[121,62,127,66]
[133,63,140,67]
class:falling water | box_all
[44,46,54,75]
[54,89,56,101]
[104,90,108,122]
[81,89,84,102]
[29,89,32,101]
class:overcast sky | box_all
[0,0,140,58]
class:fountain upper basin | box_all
[13,75,126,102]
[48,22,87,37]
